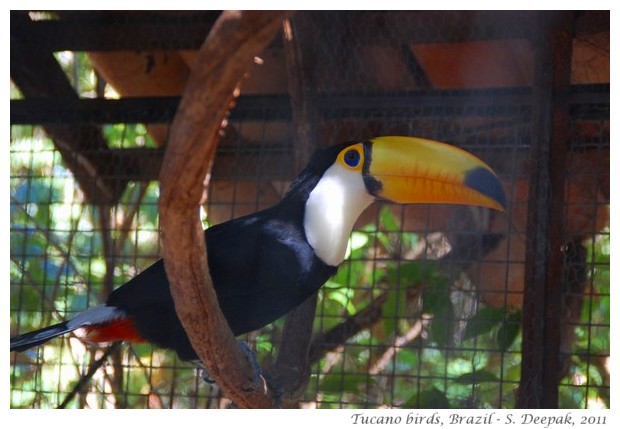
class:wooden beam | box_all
[10,84,610,125]
[518,11,574,408]
[13,11,607,52]
[11,10,220,52]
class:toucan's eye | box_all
[344,149,361,168]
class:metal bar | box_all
[518,11,574,409]
[10,97,181,125]
[10,85,609,125]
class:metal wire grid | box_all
[10,11,609,409]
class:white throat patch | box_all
[304,163,374,266]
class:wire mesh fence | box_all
[9,10,609,409]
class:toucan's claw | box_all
[193,360,216,384]
[256,367,284,408]
[237,341,263,391]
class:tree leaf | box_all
[496,312,521,351]
[319,373,370,394]
[404,387,451,409]
[379,206,400,231]
[454,370,499,384]
[381,288,408,334]
[422,285,450,315]
[462,306,505,341]
[429,304,454,346]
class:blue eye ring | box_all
[344,149,361,168]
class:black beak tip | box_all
[464,167,507,210]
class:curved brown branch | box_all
[158,11,292,409]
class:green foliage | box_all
[558,230,610,409]
[309,206,609,409]
[454,370,499,384]
[104,123,157,149]
[54,51,98,97]
[462,307,505,341]
[496,312,521,352]
[9,123,172,408]
[11,42,215,405]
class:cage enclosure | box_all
[10,11,609,409]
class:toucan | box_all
[10,136,505,363]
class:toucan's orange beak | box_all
[365,136,505,211]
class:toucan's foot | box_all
[192,341,260,385]
[192,341,282,407]
[237,342,283,407]
[236,341,262,390]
